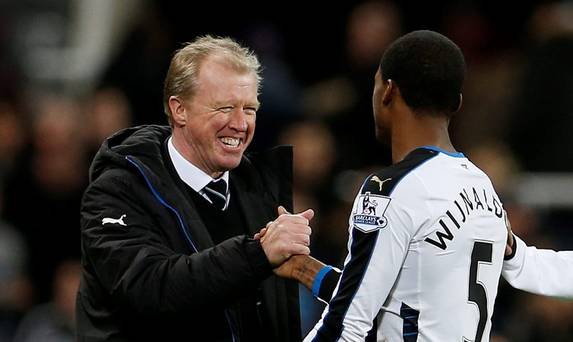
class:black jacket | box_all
[77,125,300,341]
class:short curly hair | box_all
[380,30,466,116]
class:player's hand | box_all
[504,210,515,256]
[273,255,298,279]
[274,255,329,291]
[260,206,314,267]
[273,254,308,279]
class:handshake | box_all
[255,206,330,289]
[256,206,314,267]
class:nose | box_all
[228,109,248,132]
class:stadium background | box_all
[0,0,572,340]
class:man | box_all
[302,30,508,341]
[76,36,312,341]
[269,30,573,341]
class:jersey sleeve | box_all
[305,174,430,341]
[502,234,573,298]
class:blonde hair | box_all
[163,35,262,123]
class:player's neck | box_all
[391,114,455,163]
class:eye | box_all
[244,107,258,115]
[218,106,233,113]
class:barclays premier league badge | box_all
[353,192,391,233]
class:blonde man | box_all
[77,36,312,341]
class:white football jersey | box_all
[305,146,507,342]
[503,235,573,298]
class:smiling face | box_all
[171,55,259,177]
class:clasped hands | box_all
[256,206,314,274]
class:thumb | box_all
[278,206,290,215]
[299,208,315,221]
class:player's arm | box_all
[502,233,573,298]
[273,255,341,303]
[501,213,573,297]
[303,175,421,342]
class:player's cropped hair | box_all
[163,35,262,123]
[380,30,466,116]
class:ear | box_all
[454,93,463,112]
[168,96,186,126]
[382,79,394,106]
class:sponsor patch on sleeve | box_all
[352,192,391,233]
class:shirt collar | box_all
[167,136,229,193]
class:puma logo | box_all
[102,214,127,227]
[371,176,392,191]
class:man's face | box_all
[178,56,259,177]
[372,68,391,145]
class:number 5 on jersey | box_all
[465,241,493,342]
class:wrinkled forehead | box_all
[192,57,259,105]
[200,53,261,88]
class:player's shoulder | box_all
[361,148,440,196]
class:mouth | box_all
[219,137,242,149]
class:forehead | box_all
[199,55,256,83]
[199,57,257,91]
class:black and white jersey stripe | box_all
[305,147,507,342]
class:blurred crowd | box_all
[0,0,572,341]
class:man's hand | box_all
[259,206,314,267]
[255,226,327,290]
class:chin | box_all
[218,157,243,172]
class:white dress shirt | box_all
[167,137,230,206]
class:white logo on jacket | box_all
[102,214,127,226]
